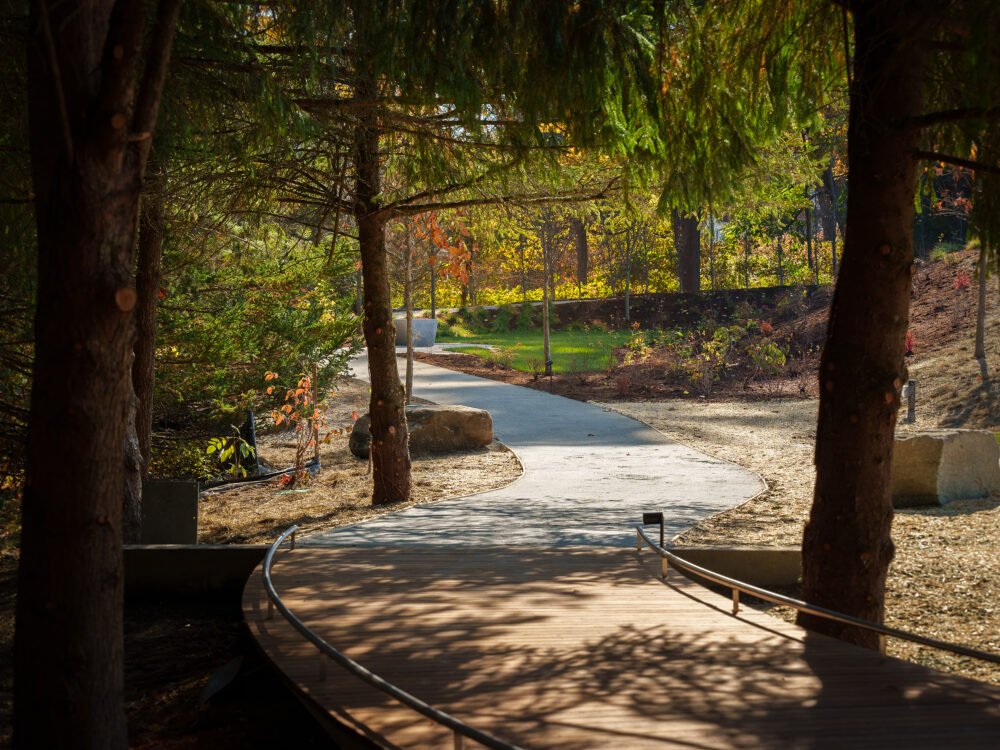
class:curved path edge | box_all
[306,354,764,548]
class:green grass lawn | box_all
[437,329,632,373]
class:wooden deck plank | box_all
[244,546,1000,748]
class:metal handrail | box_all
[636,524,1000,665]
[262,526,522,750]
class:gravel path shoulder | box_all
[597,398,1000,686]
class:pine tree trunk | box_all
[16,1,180,745]
[354,82,411,506]
[133,159,166,478]
[799,1,924,649]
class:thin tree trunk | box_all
[805,199,815,282]
[355,265,363,336]
[975,243,987,359]
[518,234,527,301]
[573,217,587,299]
[430,256,436,320]
[744,235,751,290]
[825,162,841,277]
[133,159,165,479]
[354,78,411,506]
[776,235,784,287]
[799,1,924,649]
[541,223,552,374]
[16,1,181,746]
[405,226,414,403]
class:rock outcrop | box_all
[350,404,493,459]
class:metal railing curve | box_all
[262,526,522,750]
[635,521,1000,665]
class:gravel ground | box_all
[598,398,1000,686]
[198,378,523,544]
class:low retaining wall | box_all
[670,546,801,588]
[124,544,267,596]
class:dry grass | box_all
[198,378,522,544]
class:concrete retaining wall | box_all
[124,544,267,596]
[670,546,801,588]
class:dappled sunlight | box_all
[247,546,1000,748]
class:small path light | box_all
[642,511,664,549]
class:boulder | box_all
[349,404,493,459]
[892,429,1000,507]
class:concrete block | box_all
[141,479,199,544]
[892,429,1000,507]
[393,317,438,347]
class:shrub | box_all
[486,345,516,369]
[492,303,515,332]
[746,340,787,375]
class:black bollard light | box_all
[642,511,665,548]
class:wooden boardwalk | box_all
[243,545,1000,749]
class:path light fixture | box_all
[545,359,553,392]
[642,511,664,549]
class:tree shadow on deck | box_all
[251,546,1000,749]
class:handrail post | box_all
[661,556,668,579]
[879,634,887,658]
[732,589,740,615]
[290,529,296,550]
[454,730,464,750]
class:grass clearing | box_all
[439,329,632,373]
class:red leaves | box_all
[954,270,971,291]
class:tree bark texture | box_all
[799,0,925,649]
[354,89,411,506]
[133,158,165,476]
[671,209,700,293]
[16,0,181,746]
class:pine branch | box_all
[914,150,1000,175]
[903,107,1000,129]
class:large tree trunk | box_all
[15,1,180,746]
[671,209,701,293]
[799,1,925,649]
[354,84,411,506]
[133,158,166,477]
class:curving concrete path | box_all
[306,353,764,548]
